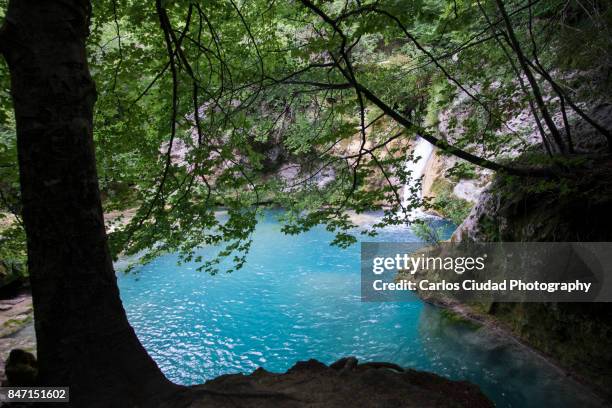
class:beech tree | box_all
[0,1,180,406]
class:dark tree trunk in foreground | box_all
[0,1,177,406]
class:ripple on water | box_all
[117,211,603,408]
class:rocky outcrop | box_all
[452,102,612,241]
[0,352,493,407]
[452,180,484,204]
[448,154,612,397]
[452,156,612,243]
[183,357,493,408]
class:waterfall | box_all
[401,136,434,216]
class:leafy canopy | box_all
[1,0,609,271]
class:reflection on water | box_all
[117,211,603,407]
[417,306,603,407]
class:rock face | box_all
[453,102,612,243]
[453,157,612,243]
[452,180,484,204]
[450,157,612,396]
[183,357,493,408]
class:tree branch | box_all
[300,0,552,177]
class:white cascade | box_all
[401,136,434,217]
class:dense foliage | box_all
[1,0,611,272]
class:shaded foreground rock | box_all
[176,358,493,408]
[3,349,37,386]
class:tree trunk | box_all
[0,1,179,406]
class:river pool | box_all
[117,211,602,407]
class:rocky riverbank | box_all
[404,148,612,402]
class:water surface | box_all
[117,212,602,407]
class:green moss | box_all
[3,315,32,328]
[438,308,480,330]
[430,179,472,225]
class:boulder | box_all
[3,349,38,386]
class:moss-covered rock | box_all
[450,157,612,397]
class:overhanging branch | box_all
[300,0,552,177]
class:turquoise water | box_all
[117,211,603,407]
